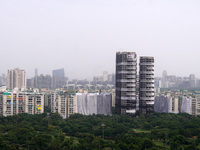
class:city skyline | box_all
[1,0,200,79]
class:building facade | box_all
[0,91,44,117]
[7,68,26,90]
[52,68,66,89]
[46,91,76,118]
[115,52,137,115]
[34,74,53,89]
[139,57,155,114]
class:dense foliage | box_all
[0,112,200,149]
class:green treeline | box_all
[0,112,200,149]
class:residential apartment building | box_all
[7,68,26,90]
[46,91,76,118]
[0,91,44,117]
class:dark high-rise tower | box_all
[115,52,137,115]
[139,57,154,115]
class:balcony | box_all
[120,88,136,91]
[117,71,136,74]
[116,62,136,66]
[127,58,137,61]
[146,66,154,70]
[126,93,136,96]
[126,84,136,87]
[140,63,154,66]
[146,84,154,87]
[127,66,136,70]
[146,101,154,105]
[116,79,136,82]
[126,75,136,78]
[140,79,155,82]
[140,88,154,91]
[146,93,154,96]
[121,97,136,100]
[140,97,155,100]
[140,71,154,74]
[126,109,136,114]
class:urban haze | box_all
[0,0,200,80]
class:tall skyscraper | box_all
[7,68,26,90]
[115,52,137,115]
[139,57,154,115]
[35,68,38,77]
[52,68,66,89]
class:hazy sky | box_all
[0,0,200,80]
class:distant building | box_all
[115,52,137,115]
[189,74,196,88]
[52,68,66,89]
[139,57,154,115]
[0,74,6,86]
[34,74,52,89]
[35,68,38,77]
[93,76,102,83]
[103,71,108,82]
[27,78,34,89]
[7,68,26,90]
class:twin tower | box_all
[115,52,154,115]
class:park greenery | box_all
[0,112,200,149]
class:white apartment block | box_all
[7,68,26,90]
[0,91,44,117]
[48,91,76,118]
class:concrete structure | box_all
[52,68,66,89]
[35,68,38,77]
[139,57,154,115]
[172,97,179,113]
[103,71,108,82]
[67,92,76,117]
[115,52,137,115]
[76,93,112,115]
[0,74,6,86]
[0,90,44,116]
[7,68,26,90]
[34,74,52,89]
[46,91,76,118]
[189,74,196,88]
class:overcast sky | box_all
[0,0,200,80]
